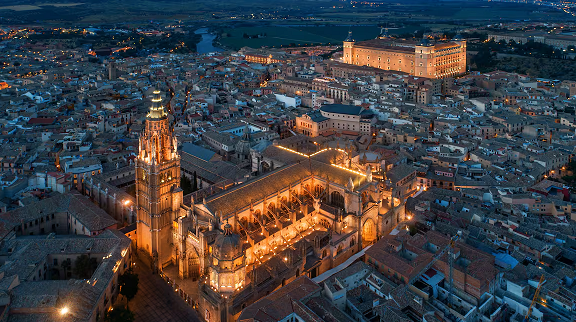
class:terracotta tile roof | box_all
[238,276,322,322]
[0,192,117,238]
[27,118,56,125]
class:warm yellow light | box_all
[60,307,69,315]
[331,164,367,177]
[124,200,130,206]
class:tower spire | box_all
[344,30,354,42]
[136,87,182,273]
[147,89,168,119]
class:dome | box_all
[212,223,243,260]
[235,124,252,157]
[377,26,389,39]
[453,34,463,41]
[235,140,251,156]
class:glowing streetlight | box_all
[123,200,130,206]
[60,307,69,315]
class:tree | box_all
[105,305,135,322]
[119,269,139,307]
[73,254,97,279]
[60,258,72,279]
[181,175,192,195]
[192,171,198,192]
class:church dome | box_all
[213,223,243,260]
[235,140,251,156]
[235,124,252,157]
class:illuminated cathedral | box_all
[136,91,412,322]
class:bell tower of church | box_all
[136,89,183,271]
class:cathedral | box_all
[136,92,413,322]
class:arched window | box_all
[331,191,345,210]
[363,219,377,244]
[350,237,356,248]
[253,210,261,226]
[314,185,324,198]
[261,161,270,172]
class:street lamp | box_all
[122,200,131,224]
[60,307,69,315]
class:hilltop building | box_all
[342,31,467,79]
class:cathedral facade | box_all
[136,93,412,322]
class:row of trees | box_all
[181,171,199,195]
[105,269,139,322]
[242,32,267,39]
[56,255,96,280]
[470,39,576,77]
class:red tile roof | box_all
[27,118,56,125]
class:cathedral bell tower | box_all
[136,89,183,271]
